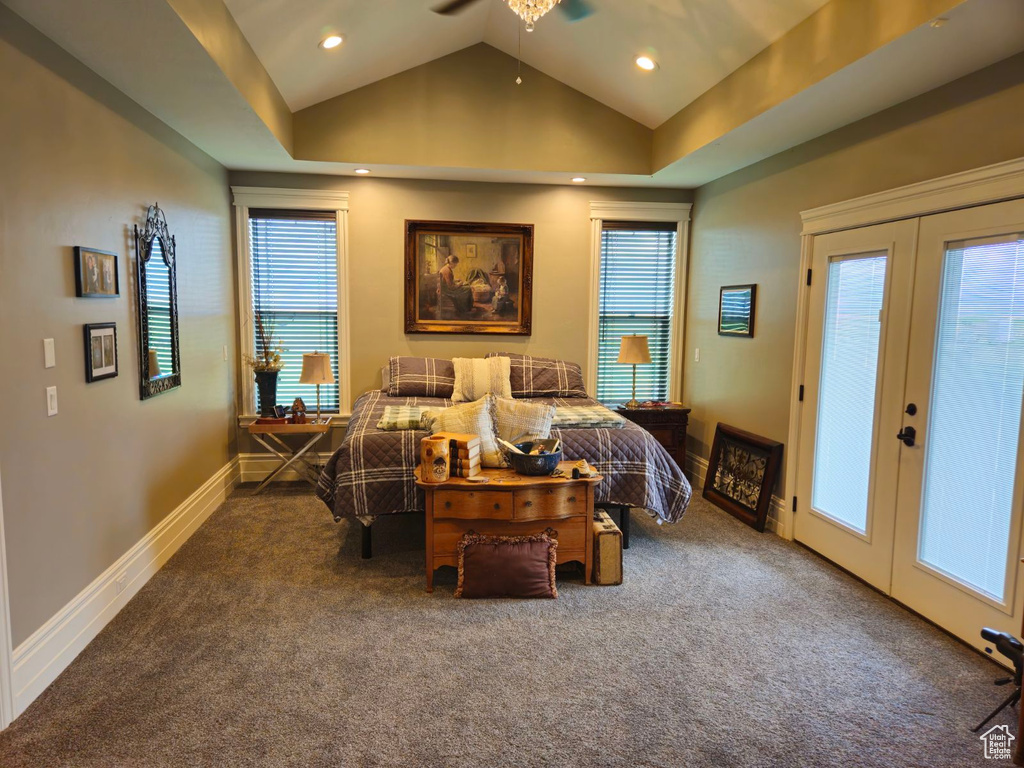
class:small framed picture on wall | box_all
[84,323,118,382]
[718,284,757,337]
[74,247,119,298]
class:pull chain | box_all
[516,24,522,85]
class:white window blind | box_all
[597,223,677,402]
[249,210,339,411]
[919,234,1024,600]
[811,252,888,534]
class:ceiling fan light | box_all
[506,0,560,29]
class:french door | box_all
[797,198,1024,652]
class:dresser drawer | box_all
[432,517,586,557]
[432,489,511,520]
[646,427,677,448]
[513,485,586,520]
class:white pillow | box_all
[451,356,512,402]
[423,395,506,468]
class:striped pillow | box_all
[387,356,455,398]
[486,353,587,398]
[423,396,506,468]
[451,356,512,402]
[494,398,555,444]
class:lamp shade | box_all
[299,352,335,385]
[617,335,651,365]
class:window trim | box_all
[588,201,692,402]
[231,186,352,418]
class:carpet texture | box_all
[0,486,1014,767]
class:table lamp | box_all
[299,352,335,424]
[617,334,651,409]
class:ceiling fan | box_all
[433,0,594,30]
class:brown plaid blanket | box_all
[317,390,692,524]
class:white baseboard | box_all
[10,458,240,718]
[237,452,333,484]
[685,454,788,537]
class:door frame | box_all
[783,156,1024,541]
[0,466,14,729]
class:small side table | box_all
[613,403,691,471]
[247,422,330,494]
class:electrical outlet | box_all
[115,571,128,595]
[46,386,58,416]
[694,348,701,363]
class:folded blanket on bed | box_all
[552,404,626,429]
[376,405,431,431]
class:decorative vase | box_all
[254,370,279,417]
[420,436,450,484]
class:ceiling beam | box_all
[652,0,967,172]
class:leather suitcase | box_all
[591,510,623,586]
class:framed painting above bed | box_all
[404,219,533,335]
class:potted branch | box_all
[244,311,285,417]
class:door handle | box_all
[897,426,916,447]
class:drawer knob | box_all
[494,503,501,510]
[568,496,576,503]
[444,501,451,509]
[523,500,533,507]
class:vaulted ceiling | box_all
[6,0,1024,187]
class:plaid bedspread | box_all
[317,390,692,524]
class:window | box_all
[248,209,339,411]
[596,222,678,402]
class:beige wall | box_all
[686,52,1024,494]
[293,44,652,175]
[230,171,691,453]
[0,11,236,645]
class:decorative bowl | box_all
[509,439,562,476]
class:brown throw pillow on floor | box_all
[455,531,558,599]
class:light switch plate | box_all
[43,338,56,368]
[46,386,58,416]
[694,348,701,363]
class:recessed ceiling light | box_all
[635,55,657,71]
[354,168,371,174]
[320,35,343,50]
[571,177,586,183]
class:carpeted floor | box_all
[0,486,1015,767]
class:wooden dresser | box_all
[417,464,602,592]
[614,404,691,470]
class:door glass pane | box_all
[919,235,1024,601]
[812,253,888,533]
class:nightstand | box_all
[247,422,330,494]
[613,404,691,470]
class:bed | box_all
[315,389,692,540]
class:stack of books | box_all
[435,432,482,478]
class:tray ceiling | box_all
[222,0,833,127]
